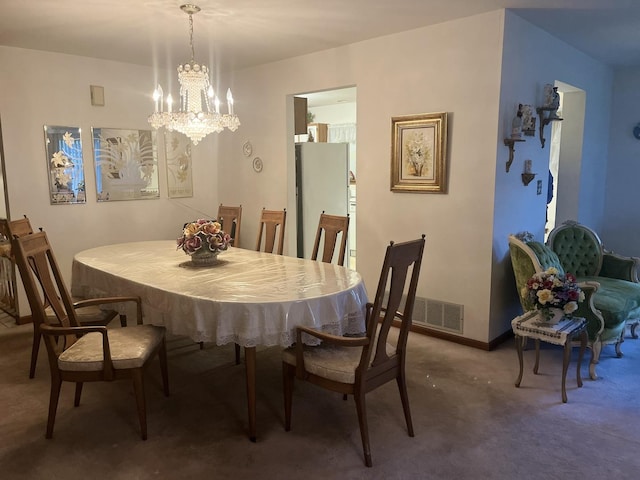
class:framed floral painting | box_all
[91,127,159,201]
[390,112,448,193]
[44,125,86,204]
[164,131,193,198]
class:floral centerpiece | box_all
[522,267,585,322]
[177,219,231,265]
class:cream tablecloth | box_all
[71,241,368,347]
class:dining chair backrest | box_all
[6,215,35,239]
[12,231,80,353]
[217,204,242,248]
[311,212,349,266]
[365,235,425,368]
[255,208,286,255]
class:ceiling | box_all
[1,1,639,73]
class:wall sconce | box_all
[521,159,536,186]
[536,84,563,148]
[504,103,527,172]
[504,137,524,172]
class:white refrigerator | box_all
[295,142,349,259]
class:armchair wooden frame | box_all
[255,208,286,255]
[12,231,169,440]
[217,204,242,248]
[311,212,349,266]
[283,235,425,467]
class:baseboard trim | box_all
[16,315,32,325]
[397,320,513,351]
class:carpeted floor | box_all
[1,319,639,479]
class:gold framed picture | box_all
[390,112,448,193]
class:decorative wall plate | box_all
[633,124,640,140]
[253,157,263,173]
[243,140,253,157]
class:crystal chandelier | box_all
[148,4,240,145]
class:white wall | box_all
[218,11,505,342]
[603,67,640,257]
[0,46,221,313]
[0,10,618,343]
[491,11,614,340]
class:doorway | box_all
[288,86,357,268]
[544,81,586,239]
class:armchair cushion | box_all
[282,340,394,384]
[58,325,165,372]
[579,276,640,329]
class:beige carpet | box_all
[1,320,639,479]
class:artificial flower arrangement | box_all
[522,267,585,321]
[177,219,231,257]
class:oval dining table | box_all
[71,240,368,441]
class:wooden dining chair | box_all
[5,216,126,379]
[255,208,286,255]
[12,230,169,440]
[283,235,426,467]
[217,204,242,248]
[311,212,349,266]
[233,207,287,363]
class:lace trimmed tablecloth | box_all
[72,240,368,347]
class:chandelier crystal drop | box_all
[148,4,240,145]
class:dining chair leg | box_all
[131,368,148,440]
[235,343,241,365]
[46,376,62,439]
[74,382,83,407]
[396,373,414,437]
[159,338,170,397]
[244,346,257,442]
[283,362,295,431]
[354,390,372,467]
[29,326,41,379]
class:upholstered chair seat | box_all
[58,325,166,371]
[282,336,394,384]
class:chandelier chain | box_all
[188,12,195,64]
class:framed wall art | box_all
[164,131,193,198]
[44,125,86,204]
[390,112,448,193]
[92,127,159,201]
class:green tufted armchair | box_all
[508,232,628,380]
[547,221,640,339]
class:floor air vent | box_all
[418,297,464,334]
